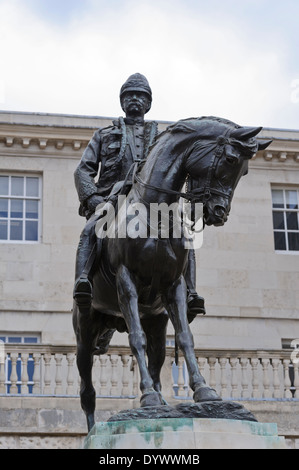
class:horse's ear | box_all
[258,139,272,150]
[231,126,263,140]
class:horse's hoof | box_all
[140,390,165,407]
[193,385,222,403]
[87,414,95,433]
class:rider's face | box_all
[121,91,151,118]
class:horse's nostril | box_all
[214,205,226,218]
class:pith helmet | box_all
[120,73,152,101]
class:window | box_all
[271,188,299,252]
[0,335,40,394]
[0,174,41,243]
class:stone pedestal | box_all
[84,417,287,449]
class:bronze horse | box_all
[72,116,271,431]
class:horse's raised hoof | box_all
[140,390,165,407]
[193,385,222,403]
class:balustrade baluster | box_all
[9,353,19,394]
[251,357,260,398]
[54,354,64,395]
[208,357,217,392]
[197,357,206,375]
[161,356,175,399]
[121,354,130,396]
[272,358,282,399]
[110,355,119,395]
[219,357,228,398]
[240,357,250,398]
[0,354,6,394]
[261,358,272,398]
[20,353,29,394]
[43,353,52,395]
[32,353,41,395]
[229,358,239,398]
[283,359,292,398]
[99,355,109,395]
[177,357,186,396]
[293,361,299,398]
[0,341,5,394]
[132,357,139,396]
[66,353,76,395]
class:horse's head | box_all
[175,117,272,227]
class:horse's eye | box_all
[226,155,239,166]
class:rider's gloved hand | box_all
[86,194,105,213]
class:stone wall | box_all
[0,396,298,449]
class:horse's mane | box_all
[167,116,240,133]
[150,116,257,160]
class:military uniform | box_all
[74,117,158,219]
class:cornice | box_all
[0,115,298,166]
[0,123,95,157]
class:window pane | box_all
[8,337,22,343]
[25,220,38,241]
[11,177,24,196]
[274,231,286,250]
[272,189,284,208]
[0,220,8,240]
[10,220,23,240]
[10,199,23,219]
[24,337,38,344]
[288,232,299,251]
[286,212,299,230]
[286,190,298,209]
[26,177,39,197]
[0,176,9,195]
[26,200,38,219]
[272,211,285,230]
[0,199,8,218]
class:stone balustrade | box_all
[0,344,298,401]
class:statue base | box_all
[83,402,287,449]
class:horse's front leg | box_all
[164,276,221,403]
[116,265,164,407]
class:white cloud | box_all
[0,0,297,129]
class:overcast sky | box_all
[0,0,298,129]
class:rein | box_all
[134,132,233,203]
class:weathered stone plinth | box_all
[83,402,287,449]
[83,417,286,449]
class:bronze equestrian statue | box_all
[72,73,271,431]
[73,73,204,320]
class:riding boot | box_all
[185,248,206,322]
[73,216,98,307]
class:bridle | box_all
[134,130,233,203]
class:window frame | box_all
[0,173,42,244]
[271,186,299,254]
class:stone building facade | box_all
[0,111,298,449]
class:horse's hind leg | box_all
[164,276,221,403]
[116,265,164,407]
